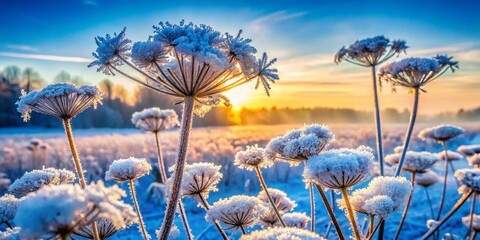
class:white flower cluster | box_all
[282,212,310,229]
[455,168,480,194]
[235,145,273,170]
[418,125,464,142]
[305,146,374,189]
[131,107,179,132]
[0,194,20,224]
[206,195,268,230]
[385,151,438,173]
[105,157,152,182]
[131,41,168,71]
[241,227,323,240]
[9,168,75,195]
[258,188,296,212]
[458,145,480,156]
[415,171,439,187]
[88,27,131,75]
[16,83,103,121]
[462,214,480,231]
[265,124,334,165]
[436,150,464,162]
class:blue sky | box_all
[1,0,479,112]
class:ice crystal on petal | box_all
[418,125,464,142]
[131,107,179,132]
[105,157,152,182]
[89,28,131,75]
[9,168,75,195]
[240,227,323,240]
[235,145,273,170]
[455,168,480,194]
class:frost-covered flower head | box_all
[206,195,268,230]
[258,203,280,228]
[105,157,152,182]
[385,151,438,173]
[282,212,310,229]
[436,150,464,162]
[462,214,480,232]
[418,125,464,142]
[458,145,480,157]
[258,188,296,212]
[89,21,279,114]
[335,35,407,67]
[415,171,439,187]
[131,107,179,132]
[75,216,137,239]
[240,227,323,240]
[16,83,103,122]
[305,146,373,189]
[0,227,20,240]
[467,154,480,166]
[235,145,273,170]
[0,194,20,224]
[265,124,334,166]
[9,168,75,195]
[455,168,480,194]
[379,55,458,92]
[14,182,136,239]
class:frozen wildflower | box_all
[436,150,464,162]
[105,157,152,182]
[131,107,179,132]
[385,151,438,173]
[131,41,168,71]
[0,227,20,240]
[282,212,310,229]
[240,227,323,240]
[174,162,223,205]
[305,146,374,189]
[75,216,137,239]
[206,195,268,230]
[235,145,274,170]
[458,145,480,157]
[455,168,480,194]
[265,124,334,165]
[467,154,480,166]
[16,83,103,122]
[259,204,280,228]
[257,188,296,212]
[334,35,407,66]
[88,27,131,75]
[463,214,480,231]
[418,125,464,142]
[363,195,395,219]
[378,55,458,92]
[0,195,20,224]
[9,168,75,195]
[223,30,257,76]
[415,171,439,187]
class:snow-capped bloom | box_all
[282,212,310,229]
[131,107,179,132]
[418,125,464,142]
[0,227,20,240]
[363,195,395,219]
[467,154,480,166]
[223,30,257,76]
[206,195,268,230]
[385,151,438,173]
[105,157,152,182]
[0,195,20,224]
[436,150,464,162]
[458,145,480,157]
[462,214,480,231]
[259,204,280,228]
[257,188,296,212]
[240,227,323,240]
[15,182,136,239]
[455,168,480,194]
[265,124,334,166]
[235,145,274,170]
[9,168,75,195]
[88,27,131,75]
[334,35,407,66]
[305,146,374,189]
[131,41,168,71]
[415,171,439,187]
[378,55,458,92]
[16,83,103,122]
[75,216,137,239]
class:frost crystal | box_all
[88,27,131,75]
[257,188,296,212]
[455,168,480,194]
[156,224,180,239]
[9,168,75,195]
[418,125,464,142]
[240,227,323,240]
[235,145,274,170]
[462,214,480,231]
[206,195,268,230]
[16,83,103,121]
[385,151,438,173]
[436,150,464,162]
[106,157,152,182]
[362,195,395,219]
[0,195,20,224]
[282,212,310,229]
[305,146,373,189]
[458,145,480,156]
[131,41,168,71]
[415,171,439,187]
[131,107,179,132]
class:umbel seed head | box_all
[131,107,179,132]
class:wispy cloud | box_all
[250,10,307,32]
[5,44,38,52]
[83,0,98,6]
[0,52,92,63]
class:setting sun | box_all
[223,83,254,111]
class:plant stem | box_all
[341,187,361,240]
[394,172,415,240]
[198,194,229,240]
[421,190,473,239]
[325,189,336,238]
[466,193,477,239]
[240,226,246,235]
[424,187,435,219]
[470,231,478,240]
[367,219,384,240]
[5,221,13,230]
[62,118,100,240]
[436,141,450,220]
[315,184,345,240]
[377,221,385,240]
[449,161,460,186]
[395,88,420,177]
[129,179,149,240]
[254,166,286,227]
[158,97,195,240]
[309,182,316,232]
[369,215,375,236]
[177,201,193,240]
[371,65,384,176]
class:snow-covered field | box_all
[1,123,479,239]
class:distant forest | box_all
[1,66,479,128]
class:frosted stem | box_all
[198,194,229,240]
[158,97,195,240]
[371,66,385,176]
[240,226,246,235]
[424,187,435,219]
[395,88,420,177]
[309,182,316,232]
[341,187,361,240]
[315,184,345,240]
[436,141,449,220]
[394,172,415,240]
[367,219,384,240]
[129,179,150,240]
[466,193,477,239]
[369,215,375,236]
[255,166,286,227]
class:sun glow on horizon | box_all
[223,83,255,111]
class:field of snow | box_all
[1,123,479,239]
